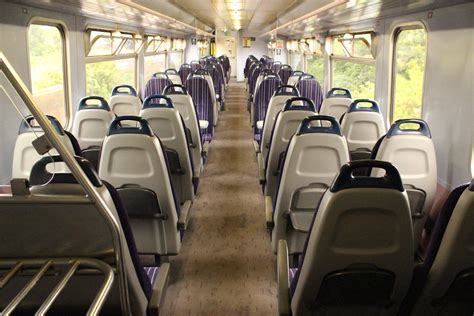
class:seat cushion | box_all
[144,266,160,285]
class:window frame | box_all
[85,27,141,94]
[27,17,71,127]
[389,23,428,123]
[329,31,376,93]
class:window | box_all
[86,59,135,97]
[144,54,166,80]
[290,52,303,70]
[28,23,68,125]
[305,54,324,82]
[391,26,427,122]
[168,51,183,70]
[85,29,140,97]
[331,32,376,99]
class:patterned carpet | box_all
[161,80,277,315]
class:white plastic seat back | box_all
[140,95,195,203]
[319,87,353,122]
[341,99,386,160]
[290,160,413,315]
[264,97,317,198]
[109,85,141,120]
[165,69,182,85]
[272,116,350,254]
[260,85,300,161]
[71,96,114,150]
[12,115,76,179]
[371,119,437,248]
[164,84,203,174]
[411,182,474,315]
[99,116,181,256]
[286,70,304,86]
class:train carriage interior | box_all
[0,0,473,315]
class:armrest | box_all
[199,120,209,129]
[193,165,201,179]
[253,140,260,153]
[277,240,291,316]
[148,262,170,315]
[256,120,264,130]
[289,210,314,233]
[265,196,274,229]
[177,200,192,230]
[202,141,210,157]
[257,153,266,184]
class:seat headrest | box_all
[142,95,174,109]
[190,60,200,65]
[152,72,169,79]
[283,97,316,112]
[273,61,282,65]
[165,69,179,75]
[180,64,191,69]
[280,64,292,70]
[78,96,110,111]
[29,155,102,187]
[331,160,404,193]
[111,85,137,97]
[194,68,210,76]
[275,85,300,96]
[297,115,342,136]
[164,84,188,95]
[348,99,380,113]
[327,87,352,99]
[387,119,431,138]
[18,115,65,135]
[291,70,305,77]
[107,116,154,136]
[299,73,315,80]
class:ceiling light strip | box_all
[117,0,214,37]
[259,0,348,37]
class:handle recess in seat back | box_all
[142,95,174,109]
[283,97,316,112]
[297,115,342,136]
[327,87,352,99]
[387,119,431,138]
[111,85,137,97]
[107,116,154,136]
[78,96,110,111]
[164,84,188,95]
[331,160,404,193]
[348,99,380,113]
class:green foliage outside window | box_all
[305,55,324,83]
[332,59,375,99]
[86,59,135,98]
[392,28,427,121]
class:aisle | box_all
[161,80,277,315]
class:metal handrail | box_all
[0,52,130,315]
[0,258,114,315]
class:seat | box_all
[70,96,115,169]
[190,60,201,72]
[144,73,172,102]
[206,64,225,111]
[319,87,353,122]
[287,70,304,86]
[257,85,300,170]
[165,69,182,85]
[404,181,474,315]
[340,99,386,161]
[295,74,324,111]
[278,64,293,85]
[371,119,437,249]
[264,97,317,199]
[269,116,350,255]
[194,69,219,126]
[99,116,191,256]
[248,64,263,106]
[12,115,79,179]
[0,155,170,315]
[109,85,142,120]
[253,74,282,142]
[164,84,204,175]
[278,160,414,316]
[185,74,215,143]
[140,95,196,201]
[271,61,282,74]
[178,63,192,84]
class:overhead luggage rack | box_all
[0,258,114,316]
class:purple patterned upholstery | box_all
[249,66,262,97]
[179,64,192,84]
[185,76,214,142]
[207,65,224,102]
[271,62,282,74]
[289,268,298,287]
[254,77,282,142]
[144,77,172,103]
[296,79,324,111]
[190,61,201,72]
[278,66,293,85]
[144,266,160,285]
